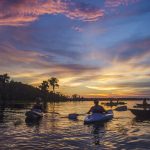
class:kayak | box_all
[25,109,43,119]
[115,106,127,111]
[130,109,150,119]
[102,102,126,106]
[134,104,150,108]
[84,110,113,124]
[68,113,79,120]
[137,104,150,107]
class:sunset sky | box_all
[0,0,150,97]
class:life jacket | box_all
[92,105,105,113]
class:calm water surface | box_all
[0,101,150,150]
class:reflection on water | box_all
[25,117,41,127]
[91,123,106,145]
[0,101,150,150]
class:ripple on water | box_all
[0,101,150,150]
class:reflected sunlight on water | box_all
[0,101,150,150]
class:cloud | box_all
[0,0,104,26]
[85,80,150,97]
[104,0,140,8]
[81,36,150,74]
[88,37,150,64]
[0,0,148,97]
[115,81,150,88]
[0,42,46,65]
[114,37,150,62]
[69,74,126,84]
[0,42,100,85]
[0,0,142,26]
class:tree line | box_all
[0,73,68,104]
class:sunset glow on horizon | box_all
[0,0,150,97]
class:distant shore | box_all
[82,98,150,101]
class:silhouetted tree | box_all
[0,73,10,84]
[72,94,82,101]
[39,81,49,93]
[72,94,78,100]
[48,77,59,93]
[0,73,68,104]
[0,74,10,102]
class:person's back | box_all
[33,104,42,110]
[91,105,105,113]
[32,100,43,112]
[87,100,106,114]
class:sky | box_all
[0,0,150,98]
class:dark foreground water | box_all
[0,101,150,150]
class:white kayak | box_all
[84,110,113,124]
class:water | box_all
[0,101,150,150]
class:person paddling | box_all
[143,98,147,106]
[87,100,106,114]
[143,98,148,110]
[32,97,43,112]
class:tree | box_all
[0,74,10,101]
[72,94,78,100]
[39,81,49,93]
[48,77,59,93]
[72,94,81,101]
[0,73,10,85]
[0,73,68,103]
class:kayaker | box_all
[143,98,148,110]
[87,100,106,114]
[110,99,113,106]
[32,98,43,112]
[143,98,147,106]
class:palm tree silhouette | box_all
[48,77,59,93]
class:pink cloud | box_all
[105,0,140,8]
[0,0,141,26]
[0,0,104,26]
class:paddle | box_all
[68,106,128,120]
[0,110,60,115]
[44,111,60,114]
[68,110,111,120]
[68,110,109,117]
[0,110,25,113]
[68,113,80,119]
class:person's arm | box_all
[87,107,93,114]
[101,106,107,113]
[31,104,36,110]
